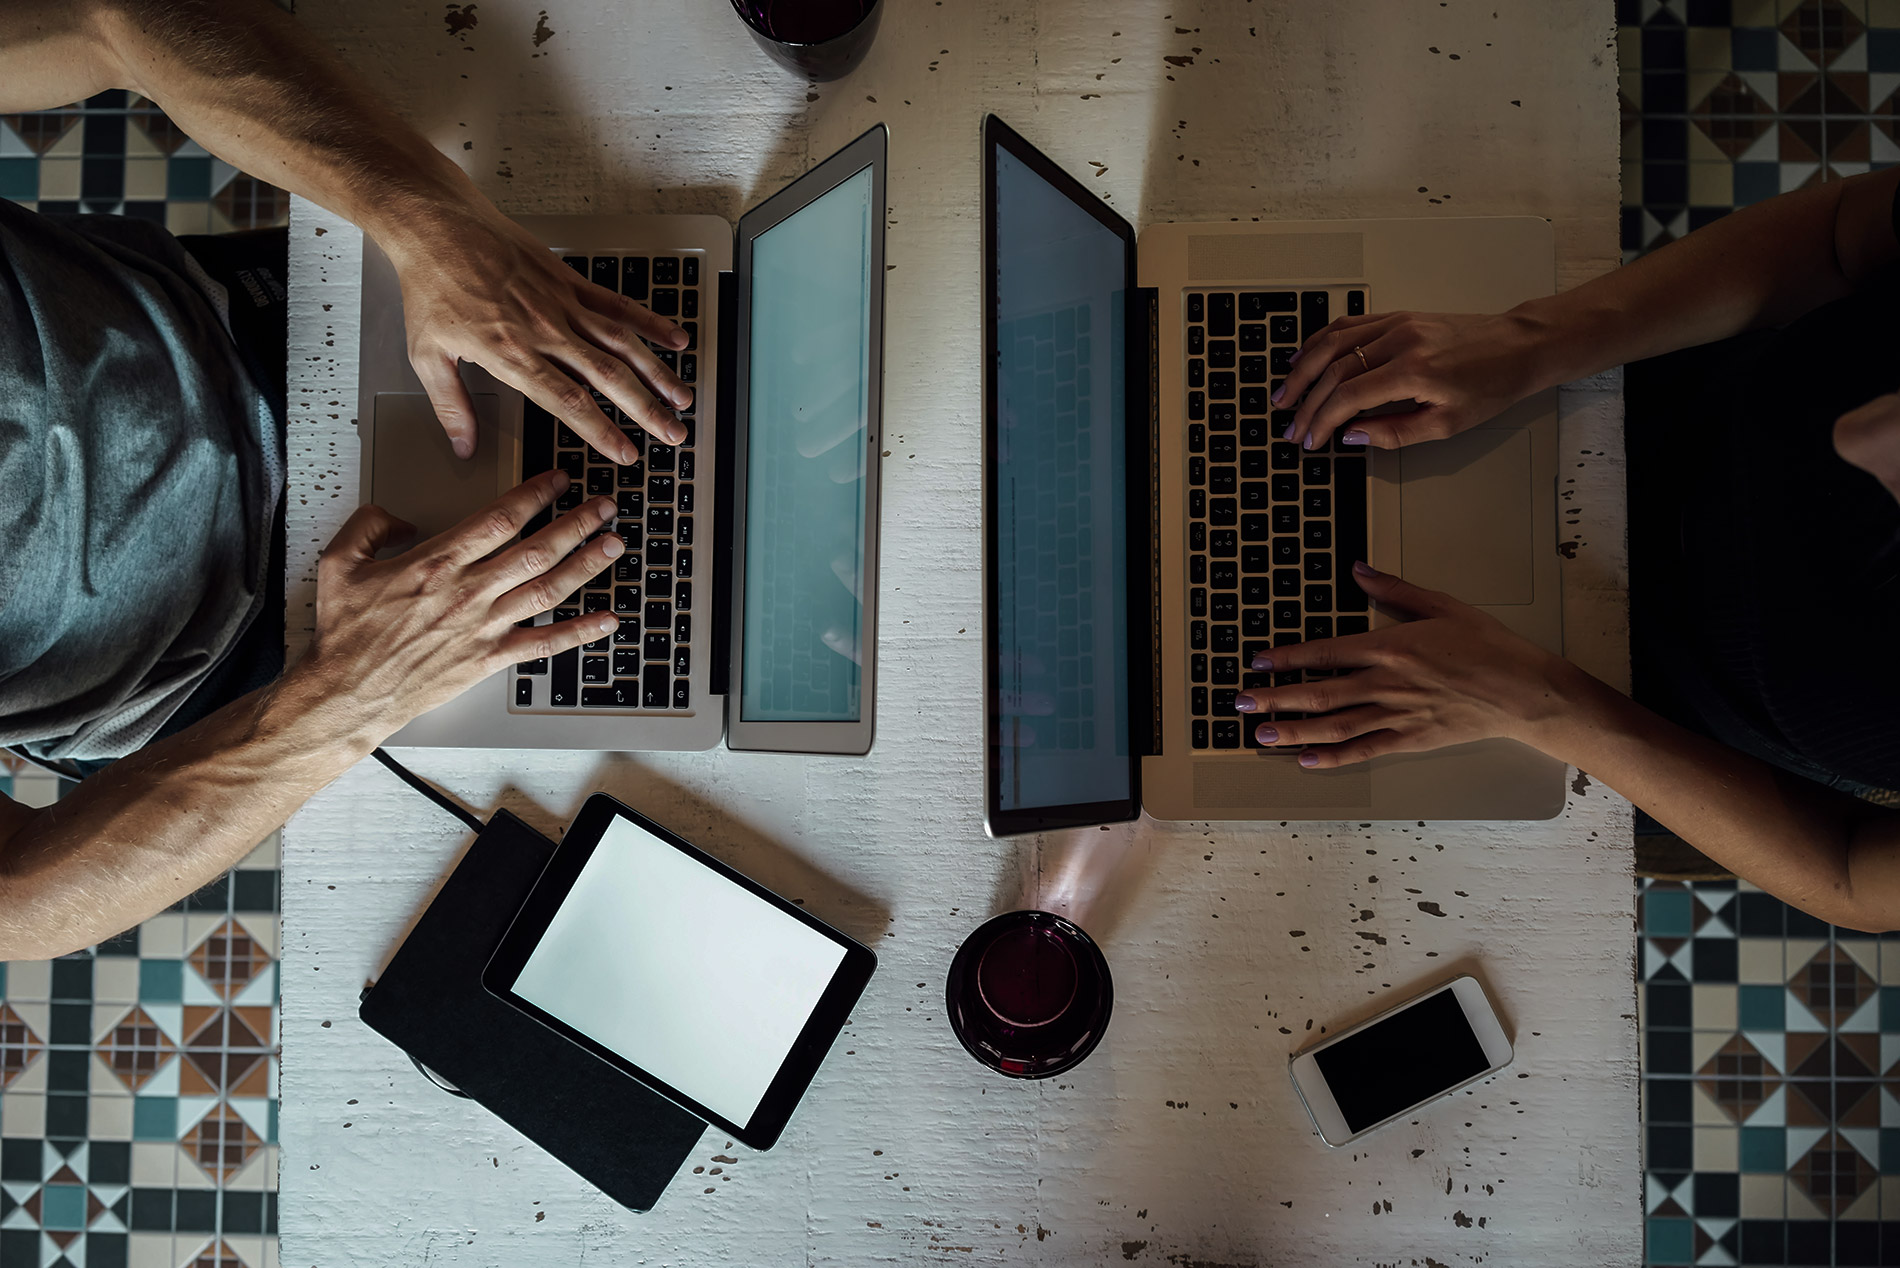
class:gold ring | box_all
[1353,345,1369,371]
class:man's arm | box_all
[1279,166,1900,449]
[0,474,622,959]
[0,0,691,461]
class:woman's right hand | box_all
[1276,310,1551,451]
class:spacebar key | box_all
[1333,457,1368,612]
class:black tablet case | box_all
[358,809,705,1211]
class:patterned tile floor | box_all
[2,5,1897,1265]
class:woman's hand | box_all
[1275,310,1550,452]
[382,203,694,464]
[1834,389,1900,507]
[1232,562,1581,767]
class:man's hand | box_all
[1232,562,1575,766]
[384,205,693,465]
[1275,312,1548,452]
[297,469,623,732]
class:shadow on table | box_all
[988,824,1160,948]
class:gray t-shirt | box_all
[0,203,281,761]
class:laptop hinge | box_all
[1129,285,1162,758]
[709,270,739,700]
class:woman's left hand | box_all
[1233,562,1582,767]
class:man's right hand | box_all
[297,470,623,738]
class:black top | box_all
[1630,195,1900,792]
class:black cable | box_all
[369,747,486,834]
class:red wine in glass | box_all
[946,910,1113,1079]
[729,0,884,82]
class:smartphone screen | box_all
[1313,987,1492,1134]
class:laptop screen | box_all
[985,122,1141,832]
[740,164,876,725]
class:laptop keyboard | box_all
[1183,287,1370,751]
[512,251,702,714]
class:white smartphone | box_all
[1287,975,1513,1147]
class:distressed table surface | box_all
[281,1,1635,1263]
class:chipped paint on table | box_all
[282,1,1634,1263]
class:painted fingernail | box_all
[1270,385,1285,404]
[601,535,624,557]
[1251,653,1274,671]
[1299,751,1319,767]
[452,437,473,459]
[1234,696,1257,713]
[1289,346,1305,365]
[1341,429,1370,446]
[1256,725,1280,744]
[1303,432,1317,450]
[1353,559,1376,576]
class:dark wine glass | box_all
[945,910,1114,1079]
[728,0,884,82]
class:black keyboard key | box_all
[1271,442,1299,471]
[1189,458,1206,489]
[590,256,618,291]
[645,601,672,629]
[1303,457,1329,485]
[676,548,693,579]
[1338,615,1370,636]
[1271,346,1296,376]
[677,483,695,514]
[1273,568,1301,596]
[622,257,649,299]
[679,354,697,382]
[1187,326,1204,355]
[614,586,641,614]
[1187,293,1205,323]
[1190,620,1208,651]
[616,489,644,519]
[515,678,533,707]
[650,288,679,316]
[646,538,673,567]
[586,466,614,496]
[1237,324,1267,352]
[672,678,691,708]
[648,444,676,472]
[1240,418,1271,448]
[1192,719,1209,748]
[1239,355,1268,384]
[1242,577,1270,605]
[1191,653,1208,683]
[1212,656,1239,685]
[583,655,610,684]
[1240,386,1269,414]
[1241,546,1272,573]
[1188,391,1205,421]
[1209,466,1236,495]
[518,654,548,674]
[652,257,680,286]
[613,618,641,645]
[1189,423,1206,454]
[1272,538,1300,566]
[648,474,676,504]
[1208,403,1237,431]
[1212,625,1238,652]
[550,648,579,707]
[614,649,640,676]
[1240,513,1272,542]
[676,516,693,545]
[1187,360,1205,388]
[1239,481,1270,510]
[1303,487,1332,518]
[557,450,585,479]
[1304,553,1333,581]
[1190,588,1208,619]
[1272,505,1298,535]
[642,664,669,708]
[1242,609,1271,637]
[1211,593,1239,621]
[647,506,674,535]
[582,684,636,708]
[682,290,698,319]
[1219,440,1246,469]
[1207,340,1236,369]
[1208,293,1235,336]
[1247,291,1297,316]
[1333,457,1369,611]
[1208,372,1235,399]
[1210,529,1236,557]
[673,646,690,677]
[1300,290,1330,341]
[643,630,671,662]
[674,613,691,642]
[618,461,645,489]
[1210,561,1237,589]
[675,581,692,610]
[563,255,589,276]
[583,591,611,613]
[1304,520,1332,549]
[1305,617,1334,642]
[681,320,697,350]
[1192,686,1209,716]
[1190,554,1207,585]
[1190,523,1206,551]
[1272,473,1299,502]
[521,403,556,476]
[1270,315,1298,343]
[1274,601,1301,629]
[1271,410,1296,436]
[678,452,695,479]
[1346,289,1365,316]
[1189,488,1206,519]
[1305,584,1334,611]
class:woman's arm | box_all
[1277,166,1900,450]
[0,0,692,461]
[1236,564,1900,932]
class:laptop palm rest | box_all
[1397,423,1535,606]
[368,392,506,552]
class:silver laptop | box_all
[980,115,1565,830]
[357,127,887,755]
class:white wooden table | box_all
[282,1,1636,1262]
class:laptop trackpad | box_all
[1398,427,1534,605]
[369,393,507,546]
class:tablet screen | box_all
[509,813,848,1127]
